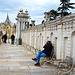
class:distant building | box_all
[0,14,16,38]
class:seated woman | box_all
[32,41,53,66]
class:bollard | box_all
[18,38,22,45]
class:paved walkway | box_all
[0,43,56,75]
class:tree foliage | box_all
[49,10,58,20]
[58,0,75,17]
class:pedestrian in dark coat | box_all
[2,35,4,43]
[3,34,7,43]
[32,41,53,66]
[42,42,53,57]
[11,34,15,44]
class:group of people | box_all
[32,41,53,66]
[2,33,15,44]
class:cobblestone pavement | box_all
[0,43,75,75]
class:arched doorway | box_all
[71,31,75,63]
[63,37,68,59]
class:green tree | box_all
[58,0,75,17]
[49,10,58,20]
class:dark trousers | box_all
[4,39,6,43]
[11,40,14,44]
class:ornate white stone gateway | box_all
[16,9,30,45]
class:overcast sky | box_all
[0,0,75,25]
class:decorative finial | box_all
[25,9,28,13]
[19,9,23,13]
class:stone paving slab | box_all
[0,71,30,75]
[1,43,75,75]
[29,67,55,75]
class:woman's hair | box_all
[47,41,52,45]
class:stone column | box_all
[57,24,63,59]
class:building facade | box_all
[19,13,75,64]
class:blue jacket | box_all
[42,44,53,57]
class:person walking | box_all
[11,34,15,44]
[2,35,4,43]
[32,41,53,66]
[3,34,7,43]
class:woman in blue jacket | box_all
[32,41,53,66]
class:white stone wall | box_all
[21,14,75,63]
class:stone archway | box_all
[63,37,68,59]
[71,31,75,63]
